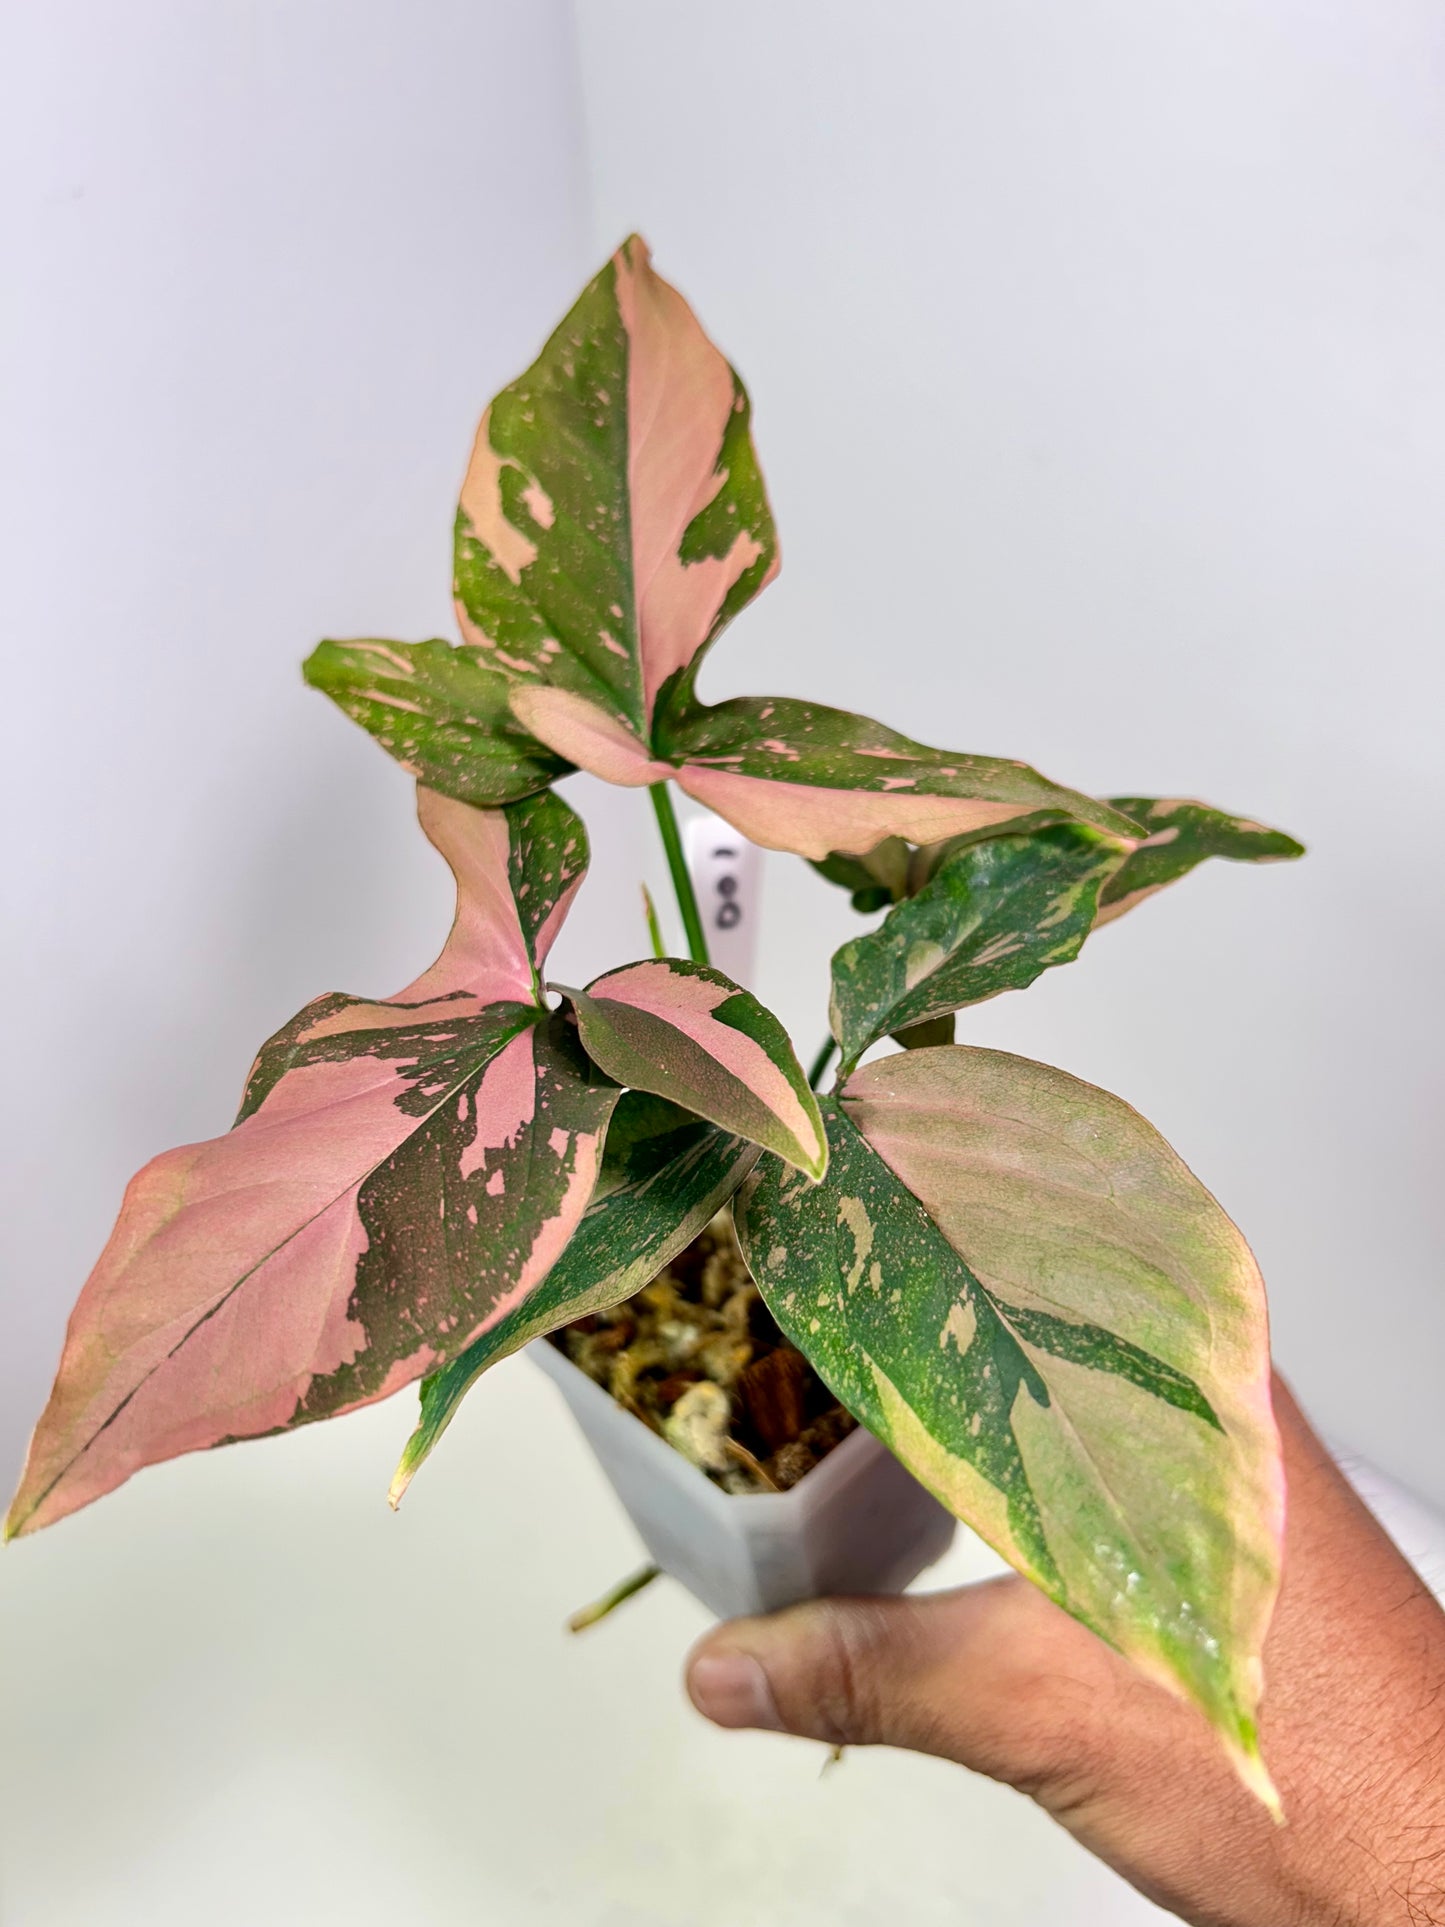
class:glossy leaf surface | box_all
[6,790,614,1538]
[737,1048,1282,1805]
[829,825,1128,1068]
[563,959,827,1180]
[1096,797,1304,926]
[303,637,570,806]
[389,1094,759,1502]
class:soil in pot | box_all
[550,1211,856,1494]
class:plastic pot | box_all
[531,1339,957,1620]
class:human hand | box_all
[685,1376,1445,1925]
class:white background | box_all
[2,3,1442,1922]
[574,0,1445,1500]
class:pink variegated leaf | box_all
[657,695,1142,856]
[445,237,1132,860]
[5,788,616,1539]
[739,1046,1284,1807]
[389,1094,760,1503]
[827,824,1130,1072]
[1094,796,1304,926]
[453,233,777,772]
[301,637,572,807]
[560,958,827,1180]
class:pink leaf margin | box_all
[580,959,827,1178]
[5,789,595,1539]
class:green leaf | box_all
[1097,796,1304,926]
[303,637,571,806]
[736,1049,1283,1808]
[388,1094,759,1502]
[659,694,1142,858]
[561,958,828,1180]
[829,825,1128,1070]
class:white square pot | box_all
[531,1339,957,1620]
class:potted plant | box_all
[6,236,1302,1816]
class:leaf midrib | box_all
[17,1007,544,1532]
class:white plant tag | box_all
[683,811,763,990]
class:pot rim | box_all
[530,1333,886,1511]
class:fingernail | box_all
[688,1649,785,1731]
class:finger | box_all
[685,1574,1135,1797]
[685,1382,1445,1927]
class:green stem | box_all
[640,882,666,960]
[807,1035,838,1091]
[649,782,710,967]
[566,1562,662,1633]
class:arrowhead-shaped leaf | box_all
[736,1047,1282,1807]
[6,788,616,1539]
[561,958,827,1180]
[303,637,571,806]
[452,232,778,767]
[829,824,1129,1069]
[658,695,1142,858]
[389,1093,760,1502]
[439,237,1140,861]
[1096,796,1304,926]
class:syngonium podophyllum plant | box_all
[8,237,1304,1810]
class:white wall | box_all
[574,0,1445,1503]
[0,0,635,1482]
[9,1,1437,1502]
[2,9,1442,1924]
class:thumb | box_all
[684,1575,1129,1798]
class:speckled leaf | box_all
[1096,797,1304,926]
[562,959,827,1180]
[389,1093,759,1502]
[444,240,1139,864]
[452,233,777,777]
[829,825,1128,1071]
[657,695,1141,859]
[5,789,614,1539]
[737,1051,1282,1808]
[303,637,571,806]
